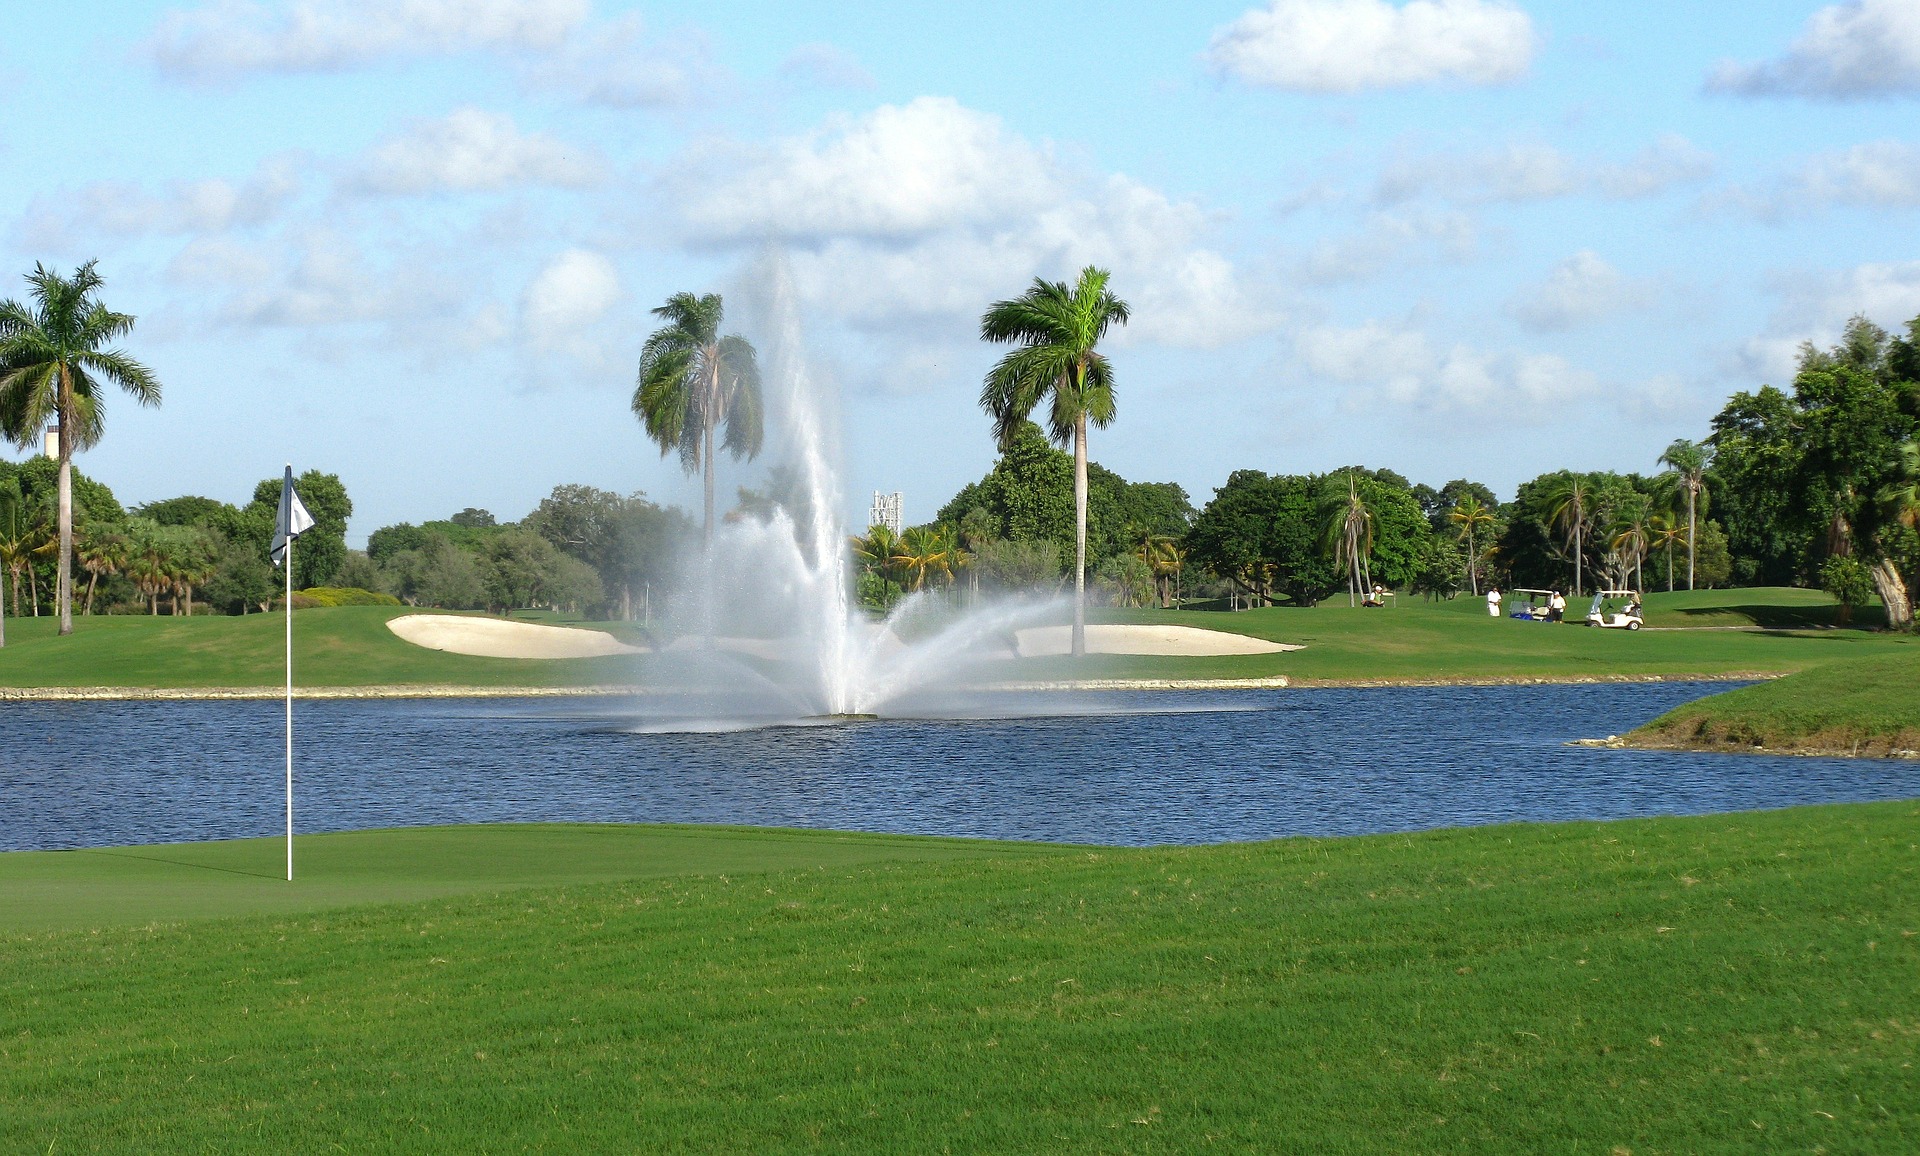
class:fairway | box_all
[2,806,1915,1151]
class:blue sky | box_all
[4,0,1920,544]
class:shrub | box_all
[297,586,402,608]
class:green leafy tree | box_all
[633,292,763,542]
[0,261,160,634]
[1819,556,1875,625]
[1447,495,1496,595]
[979,266,1130,657]
[246,471,351,590]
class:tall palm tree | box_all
[1648,513,1683,593]
[123,520,172,615]
[1324,475,1375,607]
[1447,495,1496,595]
[979,267,1130,657]
[0,261,161,635]
[632,292,763,544]
[1543,475,1591,597]
[75,522,127,616]
[890,525,955,592]
[1657,438,1712,591]
[0,479,24,645]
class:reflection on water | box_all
[3,682,1917,851]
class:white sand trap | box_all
[1014,624,1300,658]
[387,614,646,660]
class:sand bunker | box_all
[387,614,646,660]
[1014,624,1300,658]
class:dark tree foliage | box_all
[1185,470,1340,606]
[934,422,1189,573]
[247,470,352,590]
[525,483,689,618]
[367,522,435,563]
[12,456,124,524]
[132,495,225,527]
[449,507,496,528]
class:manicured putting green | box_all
[3,805,1915,1151]
[0,823,1069,931]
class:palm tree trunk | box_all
[1574,522,1583,598]
[1072,412,1088,658]
[85,571,98,615]
[28,562,39,615]
[1869,557,1913,628]
[56,409,74,634]
[1466,528,1478,596]
[702,423,715,546]
[1686,488,1696,591]
[0,570,6,648]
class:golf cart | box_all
[1586,589,1644,630]
[1508,589,1558,622]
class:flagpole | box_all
[285,529,294,883]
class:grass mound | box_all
[1629,647,1920,757]
[3,806,1917,1150]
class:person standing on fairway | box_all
[1486,586,1502,617]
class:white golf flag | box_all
[271,466,314,567]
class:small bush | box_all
[297,586,402,608]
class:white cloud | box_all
[672,97,1062,243]
[1296,320,1602,412]
[519,248,621,356]
[14,158,300,249]
[1206,0,1534,93]
[1507,251,1655,331]
[778,43,876,90]
[1377,134,1712,205]
[1794,140,1920,206]
[524,14,723,108]
[146,0,587,79]
[1738,260,1920,380]
[349,108,603,196]
[1708,0,1920,99]
[666,98,1280,352]
[1297,209,1478,284]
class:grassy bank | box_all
[3,807,1916,1150]
[1627,649,1920,757]
[0,588,1909,692]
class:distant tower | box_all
[42,426,58,460]
[868,491,903,536]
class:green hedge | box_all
[297,586,402,608]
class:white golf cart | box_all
[1586,589,1644,630]
[1507,589,1559,622]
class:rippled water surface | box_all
[4,683,1917,851]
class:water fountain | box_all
[636,257,1062,727]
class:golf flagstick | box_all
[271,465,314,882]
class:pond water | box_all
[3,682,1917,851]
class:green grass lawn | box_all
[3,807,1915,1151]
[2,587,1909,691]
[1630,648,1920,756]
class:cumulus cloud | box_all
[1793,139,1920,206]
[1296,209,1478,284]
[146,0,588,80]
[1296,320,1601,412]
[1376,133,1712,205]
[523,14,723,108]
[14,158,300,250]
[519,248,621,356]
[1738,260,1920,380]
[664,98,1279,351]
[349,108,603,196]
[1506,251,1655,331]
[1206,0,1534,93]
[671,97,1062,243]
[1708,0,1920,99]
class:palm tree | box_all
[1657,439,1711,591]
[1324,475,1375,607]
[890,525,955,592]
[0,479,27,644]
[851,524,901,585]
[1447,496,1496,595]
[0,496,53,617]
[1648,514,1683,593]
[1608,497,1652,593]
[0,262,161,635]
[75,522,127,616]
[123,520,172,615]
[1543,475,1591,597]
[979,267,1130,657]
[632,292,763,544]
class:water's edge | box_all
[0,671,1781,701]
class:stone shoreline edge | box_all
[0,671,1781,702]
